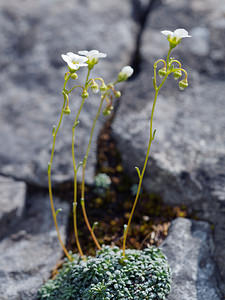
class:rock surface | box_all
[112,0,225,294]
[0,0,137,187]
[0,176,26,239]
[161,218,222,300]
[0,189,69,300]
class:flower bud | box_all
[91,81,99,94]
[114,91,121,98]
[100,83,108,92]
[158,67,167,78]
[82,89,89,98]
[103,105,113,116]
[173,70,182,80]
[179,79,188,90]
[63,106,71,114]
[71,73,78,80]
[64,72,70,81]
[117,66,134,82]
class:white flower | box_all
[78,50,107,63]
[161,28,191,48]
[61,52,88,70]
[161,28,191,39]
[121,66,134,77]
[118,65,134,82]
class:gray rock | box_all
[161,218,222,300]
[112,0,225,294]
[0,190,69,300]
[0,0,138,187]
[0,176,26,239]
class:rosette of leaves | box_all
[38,246,171,300]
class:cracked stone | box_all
[0,176,26,239]
[161,218,222,300]
[0,190,69,300]
[0,0,138,187]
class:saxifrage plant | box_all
[38,28,191,300]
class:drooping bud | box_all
[63,106,71,114]
[179,79,188,90]
[100,83,108,92]
[173,70,182,80]
[114,91,121,98]
[71,72,78,80]
[91,81,99,94]
[158,67,167,78]
[103,105,113,116]
[82,89,89,98]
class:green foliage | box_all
[38,246,171,300]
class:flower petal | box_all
[78,50,89,56]
[161,30,173,37]
[121,66,134,77]
[174,28,191,38]
[61,54,71,64]
[66,52,77,59]
[67,61,79,70]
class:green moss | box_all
[38,246,171,300]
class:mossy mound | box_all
[38,246,171,300]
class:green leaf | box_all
[153,129,156,140]
[92,222,99,232]
[56,208,62,216]
[135,166,141,179]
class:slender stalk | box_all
[122,57,170,257]
[48,76,72,261]
[71,68,91,257]
[166,47,172,68]
[72,96,86,257]
[80,95,105,250]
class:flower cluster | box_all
[158,28,191,90]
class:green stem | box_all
[122,57,170,257]
[72,96,86,258]
[81,95,105,250]
[71,68,91,257]
[166,47,172,69]
[48,75,72,261]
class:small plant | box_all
[94,173,111,197]
[39,29,191,299]
[38,246,171,300]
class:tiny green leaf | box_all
[73,120,80,128]
[135,166,141,179]
[52,125,56,136]
[92,222,99,232]
[153,129,156,140]
[56,208,62,216]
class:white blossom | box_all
[118,65,134,81]
[78,50,107,62]
[161,28,191,40]
[61,52,88,70]
[121,66,134,77]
